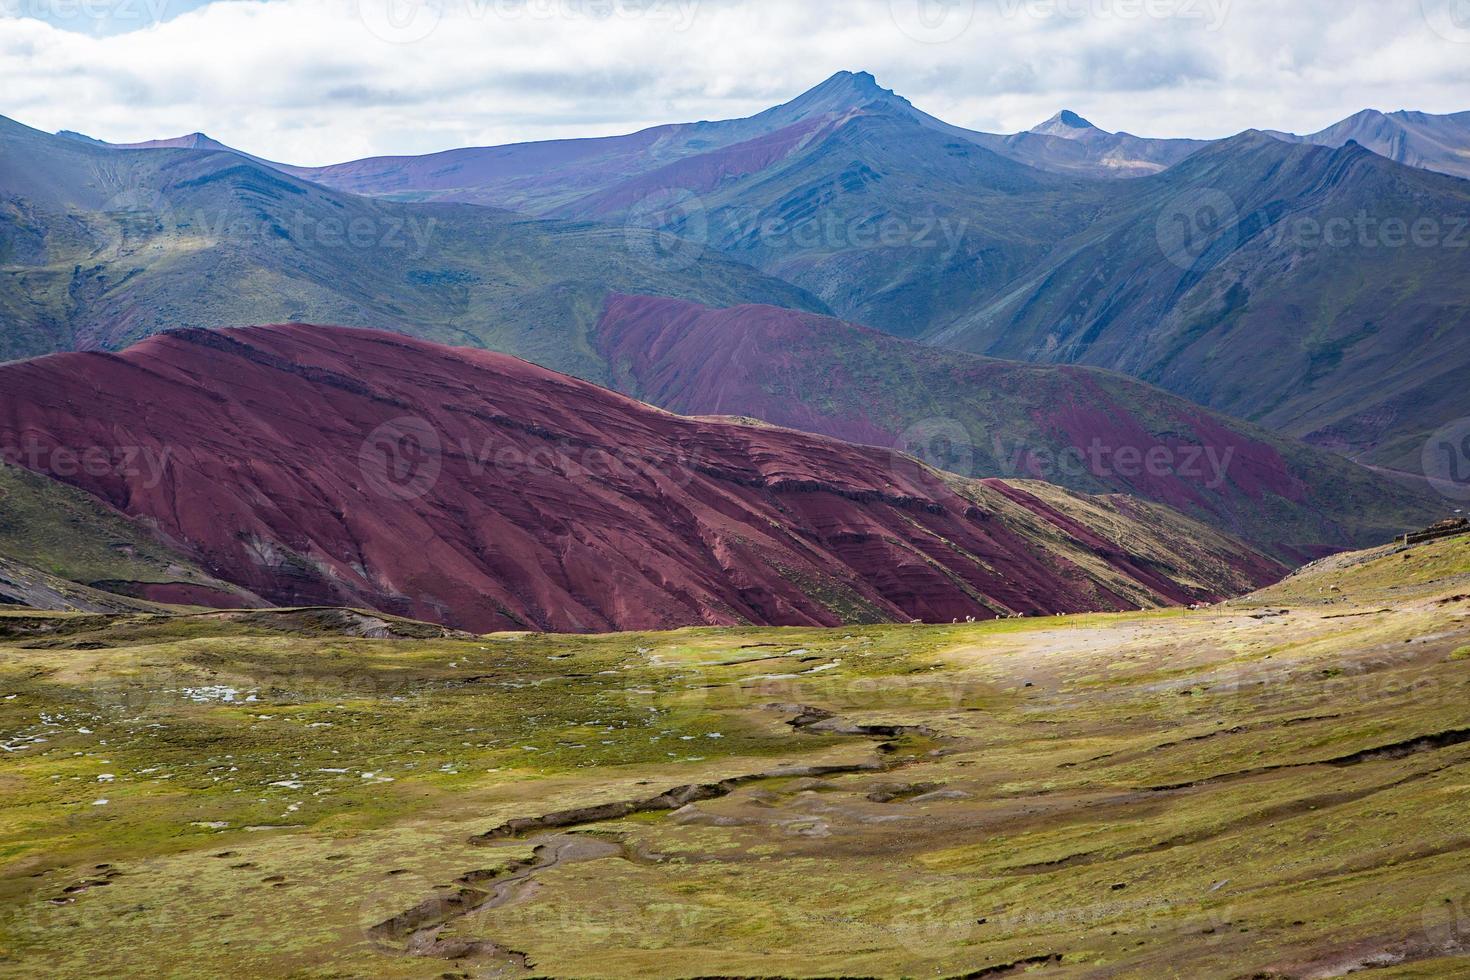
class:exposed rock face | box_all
[0,324,1279,632]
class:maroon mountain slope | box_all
[0,325,1280,632]
[593,295,1440,565]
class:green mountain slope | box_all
[0,462,259,608]
[927,134,1470,468]
[0,115,824,379]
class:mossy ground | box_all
[2,539,1469,978]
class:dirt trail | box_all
[369,833,623,965]
[370,705,960,968]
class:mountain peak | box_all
[775,70,912,120]
[163,132,219,148]
[1030,109,1100,137]
[819,70,885,95]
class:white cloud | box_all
[1,0,1467,164]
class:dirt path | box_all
[368,705,961,969]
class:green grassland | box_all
[0,538,1468,978]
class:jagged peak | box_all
[773,70,914,120]
[812,70,887,97]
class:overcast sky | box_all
[3,0,1469,165]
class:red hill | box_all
[594,294,1438,564]
[0,325,1280,632]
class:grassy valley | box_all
[0,532,1466,976]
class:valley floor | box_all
[2,538,1469,978]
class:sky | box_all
[2,0,1469,165]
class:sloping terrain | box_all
[1267,108,1470,180]
[0,323,1281,633]
[595,295,1441,564]
[19,77,1470,467]
[929,133,1470,468]
[0,114,822,373]
[541,108,1470,468]
[1,530,1466,977]
[0,462,259,610]
[0,556,180,614]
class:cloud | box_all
[0,0,1466,164]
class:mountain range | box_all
[7,100,1440,562]
[1,71,1465,606]
[31,72,1466,469]
[1265,108,1470,181]
[70,72,1470,192]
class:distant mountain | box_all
[63,76,1470,198]
[64,130,237,153]
[0,324,1283,631]
[579,102,1099,340]
[0,114,821,373]
[1030,109,1097,138]
[92,72,1210,213]
[16,80,1470,468]
[928,132,1470,469]
[56,128,301,174]
[1267,109,1470,180]
[594,295,1440,564]
[974,110,1207,177]
[284,71,946,211]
